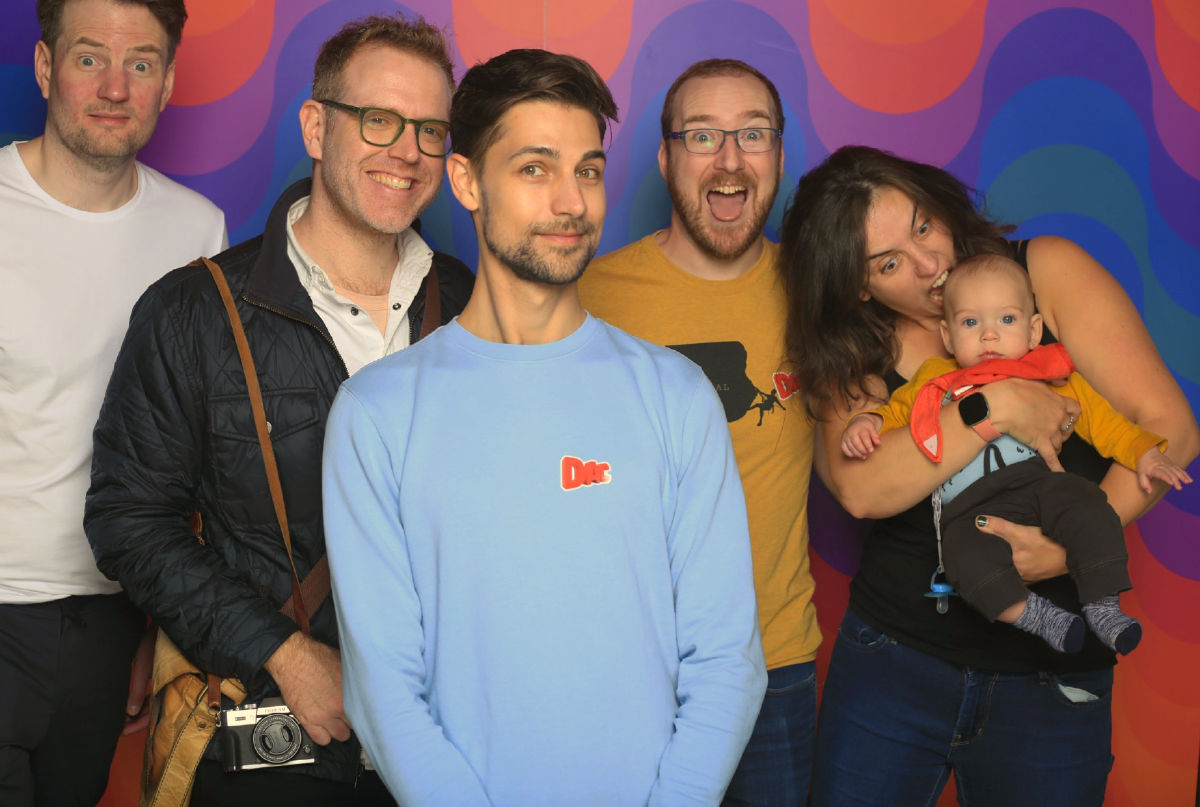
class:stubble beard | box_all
[480,204,599,287]
[317,154,434,239]
[665,157,779,261]
[48,103,156,174]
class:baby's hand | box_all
[842,414,883,460]
[1136,447,1194,493]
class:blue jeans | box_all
[811,609,1113,807]
[722,661,817,806]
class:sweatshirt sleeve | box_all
[323,387,492,807]
[1065,373,1166,467]
[648,373,768,806]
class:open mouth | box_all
[707,184,748,222]
[929,269,950,300]
[368,172,413,190]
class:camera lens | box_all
[250,713,305,764]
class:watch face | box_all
[960,393,989,426]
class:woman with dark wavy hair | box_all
[781,145,1198,805]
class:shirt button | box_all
[392,303,401,311]
[350,306,359,316]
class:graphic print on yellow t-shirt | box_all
[668,341,796,427]
[579,235,820,670]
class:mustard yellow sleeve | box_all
[871,357,960,435]
[1060,373,1167,468]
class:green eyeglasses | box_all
[319,99,451,157]
[667,127,782,154]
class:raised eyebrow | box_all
[71,36,109,51]
[579,149,607,165]
[680,109,773,128]
[509,145,559,162]
[72,37,163,57]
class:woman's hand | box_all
[982,377,1081,471]
[974,515,1068,582]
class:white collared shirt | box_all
[285,197,433,377]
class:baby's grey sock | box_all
[1013,592,1084,653]
[1082,594,1142,655]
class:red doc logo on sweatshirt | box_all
[561,455,611,490]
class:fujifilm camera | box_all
[219,697,317,772]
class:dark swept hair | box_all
[660,58,784,138]
[312,14,454,103]
[780,145,1013,419]
[451,49,618,164]
[38,0,188,62]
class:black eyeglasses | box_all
[667,127,782,154]
[319,99,450,157]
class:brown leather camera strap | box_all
[201,257,312,636]
[419,262,440,339]
[195,257,441,707]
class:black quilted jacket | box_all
[85,178,473,781]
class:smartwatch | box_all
[959,392,1002,442]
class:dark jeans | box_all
[722,661,817,806]
[191,758,396,806]
[0,592,144,807]
[811,608,1113,807]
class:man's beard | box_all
[49,104,156,173]
[665,161,778,261]
[482,213,600,287]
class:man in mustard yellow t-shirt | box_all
[578,59,819,805]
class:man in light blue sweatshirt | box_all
[322,49,767,806]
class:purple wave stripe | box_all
[0,5,39,65]
[981,0,1200,181]
[971,77,1200,320]
[1137,498,1200,582]
[0,64,46,145]
[806,477,868,576]
[141,0,454,179]
[159,0,428,231]
[947,9,1200,252]
[140,0,329,175]
[1149,55,1200,181]
[601,0,696,146]
[223,86,315,243]
[783,0,993,164]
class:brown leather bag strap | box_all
[200,257,311,635]
[206,673,222,711]
[419,261,440,340]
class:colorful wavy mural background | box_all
[2,1,1196,804]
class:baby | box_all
[842,253,1191,654]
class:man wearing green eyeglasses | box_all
[85,13,473,806]
[579,59,820,806]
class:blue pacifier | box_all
[924,571,958,614]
